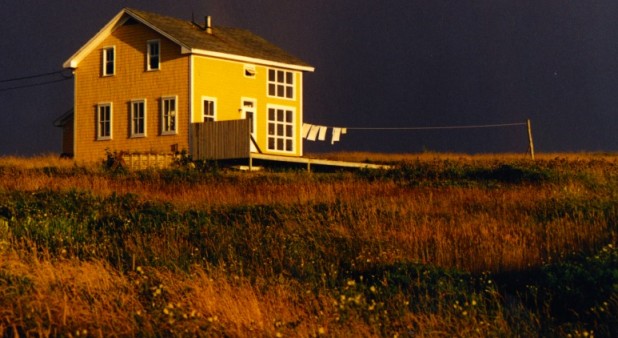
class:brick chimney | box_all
[205,16,212,34]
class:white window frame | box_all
[97,102,113,140]
[161,96,178,135]
[130,99,147,138]
[267,104,295,153]
[267,68,295,99]
[202,96,217,122]
[244,64,256,78]
[102,46,115,76]
[147,40,160,71]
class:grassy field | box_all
[0,153,616,337]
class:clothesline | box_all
[302,121,529,145]
[345,122,527,130]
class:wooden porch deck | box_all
[249,153,391,171]
[190,120,390,171]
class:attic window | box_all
[244,65,256,78]
[147,40,160,71]
[102,46,115,76]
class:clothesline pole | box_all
[527,119,535,161]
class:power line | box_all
[0,77,72,93]
[0,70,69,83]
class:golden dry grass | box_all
[0,153,615,336]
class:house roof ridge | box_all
[64,7,314,71]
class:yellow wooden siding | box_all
[73,22,189,162]
[192,56,304,157]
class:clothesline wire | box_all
[343,122,527,131]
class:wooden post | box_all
[527,119,535,160]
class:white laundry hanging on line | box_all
[341,128,347,134]
[331,127,342,144]
[318,126,328,141]
[307,125,320,141]
[302,123,313,138]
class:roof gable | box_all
[63,8,314,72]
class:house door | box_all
[241,98,257,152]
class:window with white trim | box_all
[267,106,294,152]
[202,98,216,122]
[244,64,256,78]
[161,97,177,135]
[97,103,112,140]
[131,99,146,137]
[147,40,160,71]
[102,47,115,76]
[268,69,294,99]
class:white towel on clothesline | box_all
[331,128,341,144]
[302,123,312,138]
[318,126,328,141]
[307,125,320,141]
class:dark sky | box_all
[2,0,617,156]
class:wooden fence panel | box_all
[125,153,175,170]
[191,120,251,160]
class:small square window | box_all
[244,65,256,78]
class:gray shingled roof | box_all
[126,8,312,68]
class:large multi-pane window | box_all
[268,69,294,99]
[161,97,177,135]
[102,47,115,76]
[97,103,112,140]
[267,106,294,152]
[131,100,146,137]
[147,40,160,71]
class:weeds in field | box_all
[0,153,616,336]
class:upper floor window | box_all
[102,47,115,76]
[147,40,160,71]
[97,103,112,140]
[131,99,146,137]
[161,96,177,135]
[268,69,294,99]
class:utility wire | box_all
[0,70,69,83]
[0,77,72,93]
[0,69,73,93]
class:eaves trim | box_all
[187,48,315,72]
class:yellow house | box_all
[62,8,314,162]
